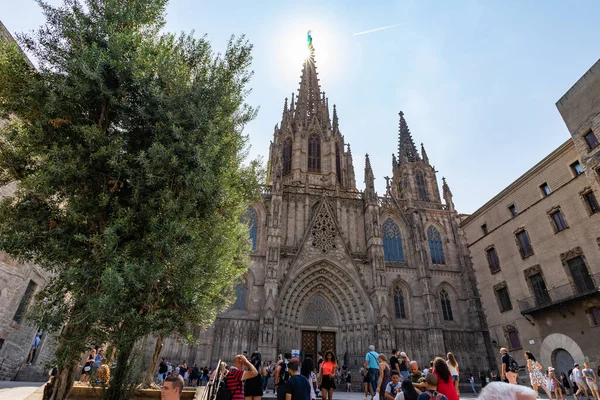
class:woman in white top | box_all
[446,352,460,396]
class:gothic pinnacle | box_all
[421,142,430,164]
[332,104,339,133]
[364,153,376,199]
[398,111,420,163]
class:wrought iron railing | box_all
[518,272,600,314]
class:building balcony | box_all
[517,272,600,315]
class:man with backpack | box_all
[275,352,293,400]
[217,354,259,400]
[500,348,518,384]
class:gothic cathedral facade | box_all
[177,45,494,374]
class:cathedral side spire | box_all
[398,111,420,163]
[442,177,455,211]
[364,153,376,200]
[332,104,339,133]
[421,143,430,165]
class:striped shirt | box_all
[226,368,245,400]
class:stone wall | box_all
[462,139,600,373]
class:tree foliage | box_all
[0,0,261,398]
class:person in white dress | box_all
[524,351,553,399]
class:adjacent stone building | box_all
[461,59,600,378]
[158,42,494,376]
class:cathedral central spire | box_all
[398,111,420,163]
[295,32,326,129]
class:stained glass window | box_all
[233,281,247,310]
[427,226,445,265]
[243,207,258,251]
[440,289,453,321]
[383,218,404,262]
[394,286,407,319]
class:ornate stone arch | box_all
[277,260,375,327]
[540,333,585,369]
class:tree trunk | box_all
[105,340,136,400]
[142,336,163,387]
[44,320,87,400]
[46,360,78,400]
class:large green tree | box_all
[0,1,261,399]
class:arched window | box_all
[308,134,321,172]
[440,289,453,321]
[282,137,292,176]
[243,207,258,251]
[383,218,404,262]
[335,143,342,184]
[393,286,407,319]
[233,281,248,310]
[415,171,429,201]
[427,226,445,264]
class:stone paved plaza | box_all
[0,381,558,400]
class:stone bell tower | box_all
[268,42,356,190]
[390,111,442,206]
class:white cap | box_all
[368,345,375,351]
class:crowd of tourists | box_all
[174,346,468,400]
[173,345,599,400]
[499,347,600,400]
[156,358,213,387]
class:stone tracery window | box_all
[393,286,407,319]
[415,170,428,201]
[282,137,292,176]
[383,218,405,262]
[303,295,334,325]
[233,281,248,310]
[308,134,321,172]
[427,226,445,265]
[243,207,258,251]
[440,289,453,321]
[311,206,336,252]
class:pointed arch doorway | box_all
[301,295,337,360]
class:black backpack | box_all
[279,360,290,384]
[216,371,242,400]
[215,379,232,400]
[508,355,519,373]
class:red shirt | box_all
[226,368,245,400]
[433,370,459,400]
[321,361,336,376]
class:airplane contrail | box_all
[352,24,401,36]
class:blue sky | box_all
[2,0,599,213]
